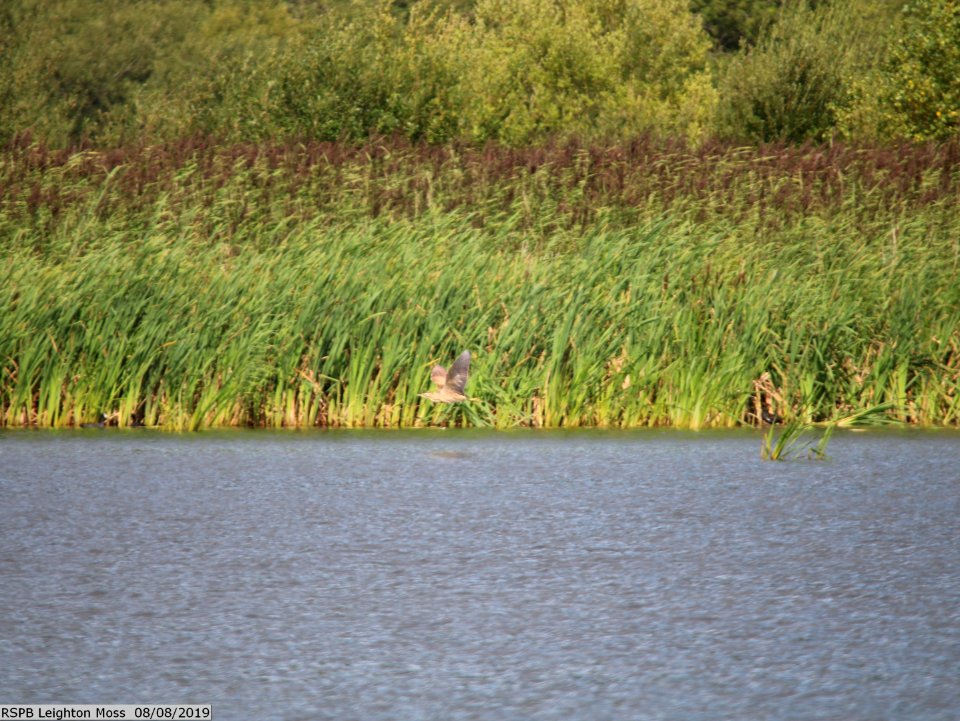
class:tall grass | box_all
[2,136,959,428]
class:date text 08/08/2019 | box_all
[0,706,211,720]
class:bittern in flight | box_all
[420,350,471,403]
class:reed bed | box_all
[2,137,959,428]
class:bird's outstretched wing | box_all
[430,365,448,388]
[444,351,470,395]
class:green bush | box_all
[424,0,717,143]
[1,0,160,144]
[715,1,876,143]
[880,0,960,140]
[198,0,717,144]
[1,0,949,147]
[223,4,462,142]
[140,1,310,140]
[0,0,313,146]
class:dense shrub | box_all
[428,0,717,143]
[880,0,960,140]
[0,0,716,146]
[0,0,952,147]
[196,0,717,144]
[0,0,315,146]
[715,1,874,143]
[0,0,184,144]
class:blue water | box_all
[1,429,959,720]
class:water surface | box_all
[1,429,959,720]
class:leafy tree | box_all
[208,0,718,144]
[715,1,877,143]
[197,3,450,141]
[0,0,206,145]
[142,0,311,140]
[0,0,315,146]
[428,0,717,143]
[881,0,960,139]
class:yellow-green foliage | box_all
[423,0,716,143]
[0,0,951,146]
[0,0,313,145]
[878,0,960,140]
[716,1,889,143]
[0,0,716,146]
[141,1,309,140]
[0,0,194,144]
[204,0,717,144]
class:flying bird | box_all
[420,350,471,403]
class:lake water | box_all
[1,429,959,720]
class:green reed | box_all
[2,139,959,428]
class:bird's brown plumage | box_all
[420,350,471,402]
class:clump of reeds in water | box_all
[760,402,900,461]
[2,137,959,429]
[761,420,835,461]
